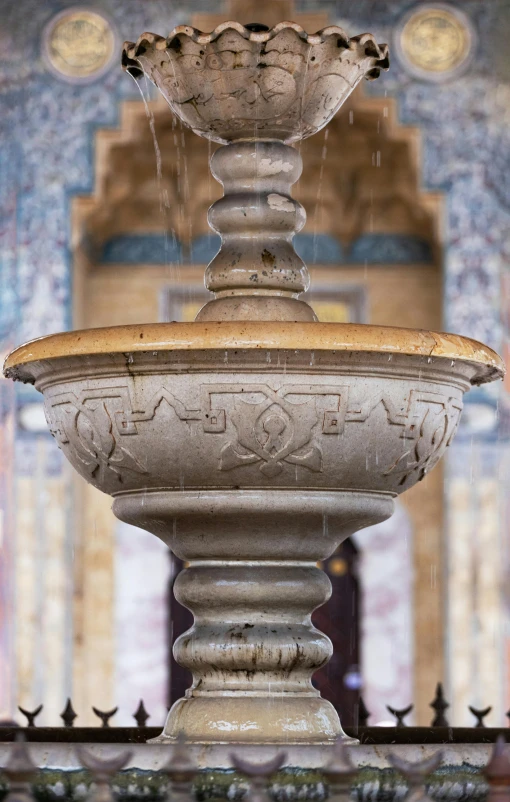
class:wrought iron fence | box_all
[1,685,509,744]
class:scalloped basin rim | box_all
[123,21,386,52]
[4,322,504,385]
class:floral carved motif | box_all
[382,390,463,483]
[45,387,147,484]
[204,384,348,478]
[45,382,462,484]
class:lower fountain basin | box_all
[5,321,502,500]
[4,321,503,756]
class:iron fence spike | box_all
[2,736,37,802]
[230,751,286,777]
[17,705,43,728]
[358,695,370,727]
[75,745,132,802]
[387,704,413,728]
[91,706,118,728]
[61,699,78,728]
[230,751,286,802]
[161,734,197,799]
[322,738,358,802]
[388,749,443,802]
[469,705,492,728]
[133,700,150,727]
[430,682,450,727]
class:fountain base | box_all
[113,489,394,749]
[4,322,502,756]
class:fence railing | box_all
[0,684,507,744]
[1,734,510,802]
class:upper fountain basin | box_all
[4,322,503,502]
[122,22,389,144]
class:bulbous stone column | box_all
[113,488,394,747]
[197,140,316,322]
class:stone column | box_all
[114,487,393,754]
[196,141,317,323]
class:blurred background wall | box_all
[0,0,509,728]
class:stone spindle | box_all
[388,750,443,802]
[76,746,132,802]
[230,752,286,802]
[1,737,37,802]
[195,140,316,323]
[162,736,197,802]
[322,738,358,802]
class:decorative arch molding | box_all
[72,86,443,331]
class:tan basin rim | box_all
[4,321,504,385]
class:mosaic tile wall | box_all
[0,0,509,724]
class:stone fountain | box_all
[4,19,503,767]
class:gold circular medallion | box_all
[44,9,115,81]
[397,5,474,81]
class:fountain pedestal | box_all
[115,488,392,745]
[5,330,502,760]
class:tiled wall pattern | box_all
[0,0,509,723]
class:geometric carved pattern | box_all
[45,382,462,484]
[206,384,348,477]
[382,390,462,484]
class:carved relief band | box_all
[44,376,462,490]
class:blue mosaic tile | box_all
[349,234,433,265]
[294,233,344,264]
[189,233,221,264]
[101,234,182,264]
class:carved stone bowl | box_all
[4,321,503,756]
[6,322,501,503]
[122,22,389,143]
